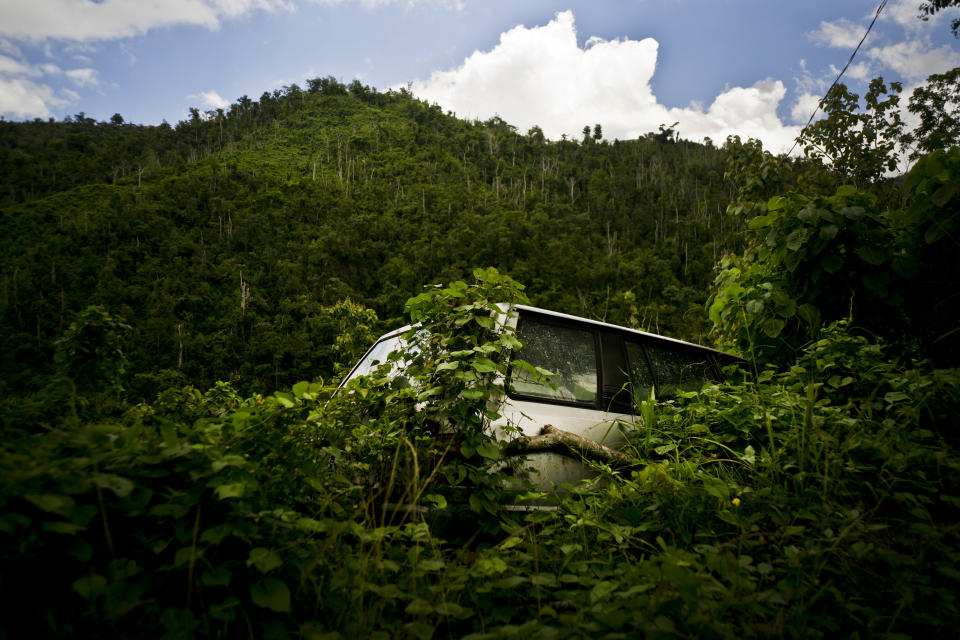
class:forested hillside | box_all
[2,68,960,639]
[2,79,757,402]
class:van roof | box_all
[380,304,731,357]
[508,304,730,356]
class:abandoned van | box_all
[340,304,739,490]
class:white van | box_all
[341,304,739,490]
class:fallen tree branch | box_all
[503,424,636,469]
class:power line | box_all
[787,0,887,156]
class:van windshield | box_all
[341,329,425,386]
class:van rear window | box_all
[634,340,714,397]
[510,318,598,405]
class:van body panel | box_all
[339,304,741,492]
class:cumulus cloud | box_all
[0,0,461,42]
[65,67,98,86]
[309,0,463,7]
[408,11,801,153]
[0,54,35,75]
[189,90,230,110]
[808,18,865,48]
[829,61,873,81]
[790,92,823,125]
[867,40,960,81]
[0,48,99,118]
[0,75,65,118]
[0,0,294,42]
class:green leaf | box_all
[250,578,291,613]
[474,315,495,329]
[855,245,888,266]
[93,474,134,498]
[274,392,295,408]
[476,440,501,460]
[160,423,179,448]
[215,483,246,499]
[761,318,786,338]
[212,454,247,472]
[292,381,310,397]
[73,574,107,600]
[785,228,807,251]
[932,182,959,207]
[892,255,919,278]
[25,493,74,516]
[460,388,487,400]
[424,494,447,510]
[43,521,86,534]
[747,213,775,229]
[925,223,945,244]
[797,304,821,327]
[471,357,498,373]
[766,195,788,211]
[822,254,843,273]
[247,548,283,573]
[202,567,232,587]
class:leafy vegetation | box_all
[2,79,745,406]
[1,67,959,638]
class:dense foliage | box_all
[1,67,959,638]
[2,79,747,405]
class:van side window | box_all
[641,340,714,397]
[624,341,655,404]
[510,317,598,405]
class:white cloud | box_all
[408,11,801,153]
[65,67,98,86]
[880,0,957,33]
[790,92,822,124]
[828,60,874,81]
[0,0,294,42]
[0,75,65,118]
[189,90,230,110]
[0,0,460,42]
[0,53,35,75]
[0,49,88,118]
[867,40,960,81]
[307,0,464,8]
[807,18,865,48]
[672,80,800,154]
[0,38,22,57]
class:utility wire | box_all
[788,0,887,156]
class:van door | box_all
[492,311,634,489]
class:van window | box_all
[510,317,598,405]
[342,330,423,384]
[624,341,656,403]
[637,339,714,397]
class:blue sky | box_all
[1,0,958,153]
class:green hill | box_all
[1,79,751,399]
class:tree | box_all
[798,78,904,188]
[904,66,960,159]
[919,0,960,37]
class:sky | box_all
[0,0,958,154]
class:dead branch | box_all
[504,424,636,469]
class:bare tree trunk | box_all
[504,425,635,468]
